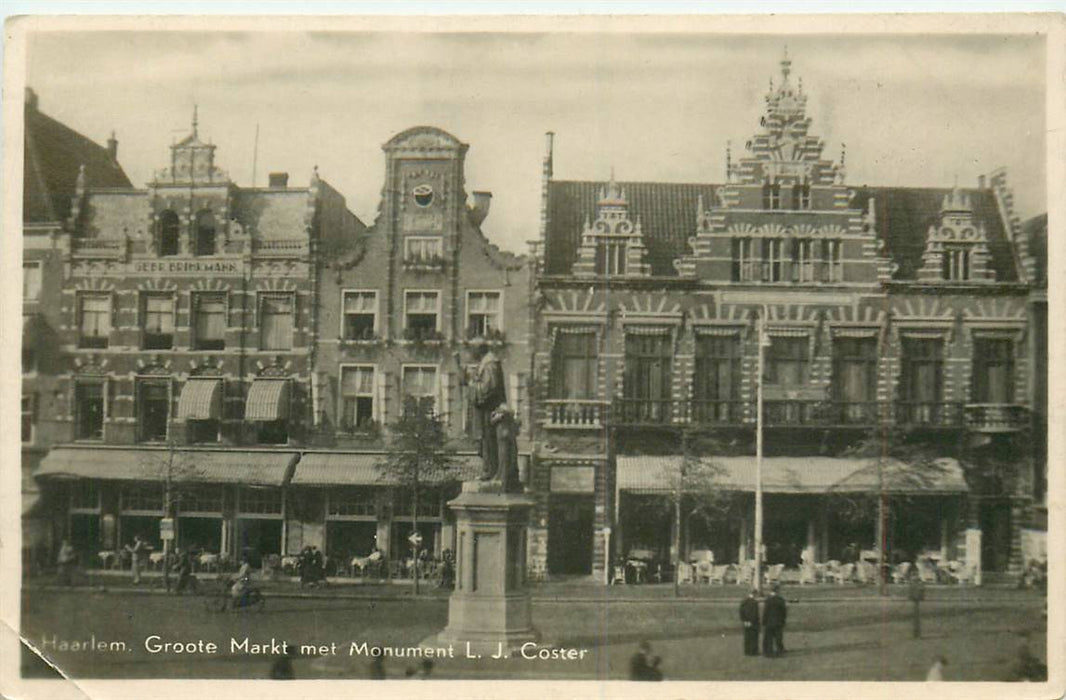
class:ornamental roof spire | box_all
[192,105,199,138]
[780,45,791,83]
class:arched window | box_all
[158,210,180,256]
[195,211,216,256]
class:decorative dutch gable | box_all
[571,176,651,278]
[916,186,995,283]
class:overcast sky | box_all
[26,30,1046,253]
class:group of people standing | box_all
[739,584,788,658]
[298,545,326,588]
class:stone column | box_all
[429,482,538,653]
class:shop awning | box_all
[617,455,967,495]
[244,379,290,421]
[291,452,481,486]
[35,447,300,487]
[176,379,222,420]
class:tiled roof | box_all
[853,186,1017,282]
[23,97,132,224]
[545,181,717,276]
[544,180,1020,282]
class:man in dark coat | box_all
[762,584,787,657]
[628,640,662,681]
[740,589,761,656]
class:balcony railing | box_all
[894,402,964,428]
[72,238,124,258]
[543,399,610,428]
[254,239,309,256]
[690,400,748,425]
[964,404,1029,432]
[614,398,678,425]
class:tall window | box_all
[792,181,811,210]
[342,291,377,340]
[832,337,878,423]
[77,294,111,349]
[192,293,226,350]
[943,245,971,281]
[402,365,438,410]
[550,331,598,399]
[793,239,815,282]
[404,291,439,339]
[404,236,443,264]
[900,337,944,424]
[259,294,294,351]
[623,332,672,422]
[762,181,781,210]
[340,366,376,430]
[158,210,180,256]
[74,381,105,440]
[23,262,42,301]
[822,239,843,282]
[137,380,170,442]
[595,239,627,275]
[21,394,34,443]
[141,293,175,350]
[761,238,784,282]
[467,291,502,338]
[732,238,755,282]
[194,211,216,256]
[766,336,808,385]
[22,314,37,373]
[693,334,740,422]
[972,338,1014,404]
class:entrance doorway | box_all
[547,494,594,575]
[235,519,282,568]
[979,501,1012,572]
[327,521,378,563]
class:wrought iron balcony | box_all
[543,399,610,429]
[689,400,749,426]
[964,404,1029,433]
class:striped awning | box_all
[245,379,290,421]
[177,379,222,420]
[291,452,481,486]
[617,455,968,495]
[35,447,300,486]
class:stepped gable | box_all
[545,180,717,277]
[854,186,1017,282]
[1021,213,1047,285]
[23,91,131,223]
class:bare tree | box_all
[138,440,204,591]
[376,395,462,594]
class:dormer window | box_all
[158,210,180,256]
[943,245,971,281]
[762,181,782,210]
[732,238,755,282]
[596,239,627,275]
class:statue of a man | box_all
[492,405,522,493]
[463,343,507,481]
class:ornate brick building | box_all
[528,53,1042,581]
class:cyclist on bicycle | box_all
[230,557,252,608]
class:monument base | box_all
[425,482,538,655]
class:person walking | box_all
[762,583,787,658]
[125,535,146,584]
[739,589,761,656]
[173,548,196,595]
[908,569,925,639]
[56,540,76,587]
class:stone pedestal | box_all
[431,481,538,652]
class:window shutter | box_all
[376,371,389,426]
[438,370,449,422]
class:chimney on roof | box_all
[469,191,492,227]
[107,131,118,161]
[25,87,38,111]
[268,172,289,188]
[977,174,987,189]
